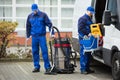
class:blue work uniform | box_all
[26,10,52,70]
[78,14,93,72]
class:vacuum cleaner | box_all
[48,26,77,74]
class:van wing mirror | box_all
[103,10,111,25]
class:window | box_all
[16,0,34,4]
[61,8,73,17]
[0,0,12,21]
[52,19,57,27]
[16,7,31,17]
[42,7,58,17]
[108,0,120,30]
[0,0,12,5]
[50,7,58,17]
[38,0,58,5]
[0,19,12,21]
[16,19,26,28]
[0,7,12,17]
[61,0,75,5]
[60,0,75,29]
[91,0,96,7]
[38,0,58,28]
[117,0,120,24]
[0,0,75,33]
[108,0,117,15]
[61,20,72,28]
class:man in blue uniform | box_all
[26,4,53,74]
[78,6,95,74]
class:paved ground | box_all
[0,61,112,80]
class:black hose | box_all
[52,26,66,56]
[49,41,53,65]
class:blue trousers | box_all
[79,38,92,71]
[32,35,51,70]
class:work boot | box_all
[86,69,95,73]
[81,70,88,74]
[32,68,40,73]
[44,68,51,74]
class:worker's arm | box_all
[44,13,55,37]
[26,15,31,38]
[78,17,90,36]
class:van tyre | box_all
[112,52,120,80]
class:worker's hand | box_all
[94,34,99,38]
[26,38,30,41]
[26,36,31,41]
[88,33,92,36]
[50,35,55,41]
[51,34,55,38]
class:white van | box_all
[72,0,120,80]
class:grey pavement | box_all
[0,61,112,80]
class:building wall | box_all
[0,0,75,45]
[0,0,75,34]
[12,32,72,46]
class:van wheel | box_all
[112,52,120,80]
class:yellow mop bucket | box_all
[90,24,102,37]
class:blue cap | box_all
[31,4,38,11]
[87,6,95,14]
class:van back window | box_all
[108,0,117,15]
[108,0,120,30]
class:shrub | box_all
[0,21,18,58]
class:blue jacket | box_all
[26,10,52,38]
[78,14,93,38]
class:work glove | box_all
[26,38,29,41]
[26,36,31,41]
[49,34,55,41]
[88,33,92,36]
[50,27,55,41]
